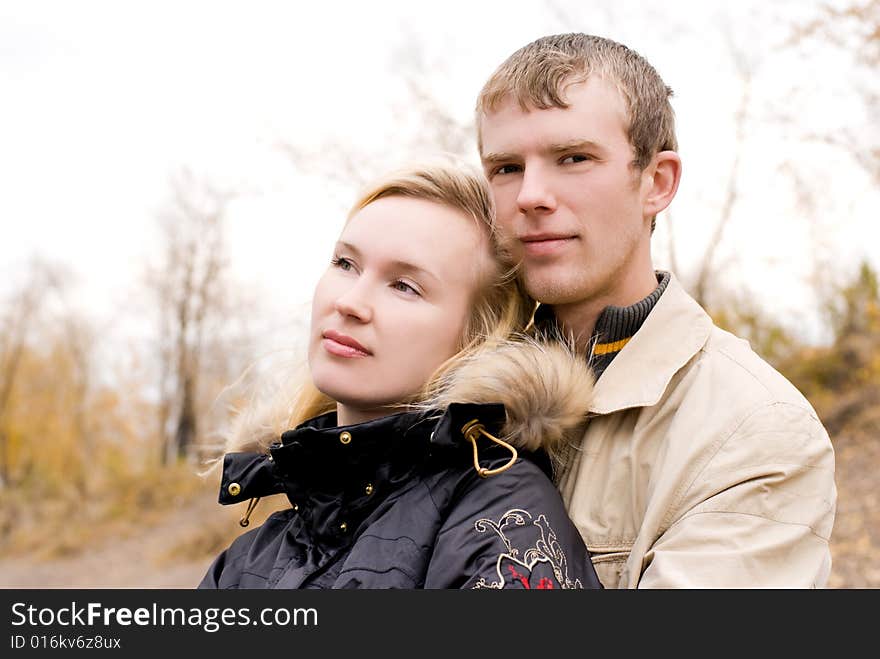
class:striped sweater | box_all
[534,271,671,380]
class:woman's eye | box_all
[392,280,420,295]
[331,256,354,271]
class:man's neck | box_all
[553,298,610,352]
[553,267,660,352]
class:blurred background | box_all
[1,0,877,588]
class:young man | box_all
[476,33,836,588]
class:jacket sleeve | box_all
[195,529,255,589]
[197,551,227,589]
[638,402,836,588]
[423,456,602,589]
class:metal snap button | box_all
[227,482,241,497]
[339,521,348,532]
[364,483,374,496]
[339,431,352,445]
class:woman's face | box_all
[309,195,488,425]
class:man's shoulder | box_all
[696,324,815,408]
[648,321,829,448]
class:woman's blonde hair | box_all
[214,157,534,462]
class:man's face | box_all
[479,76,654,309]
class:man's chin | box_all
[522,275,584,306]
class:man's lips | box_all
[519,234,577,257]
[322,330,371,358]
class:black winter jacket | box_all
[199,339,602,589]
[199,403,600,589]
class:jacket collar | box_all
[587,272,713,415]
[216,402,509,543]
[217,402,507,504]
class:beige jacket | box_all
[557,273,837,588]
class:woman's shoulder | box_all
[218,507,299,560]
[425,446,560,513]
[423,448,601,589]
[466,450,557,492]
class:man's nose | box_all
[516,166,556,215]
[334,281,373,323]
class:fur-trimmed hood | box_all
[221,336,594,462]
[420,336,595,455]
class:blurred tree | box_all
[824,260,880,342]
[147,169,234,465]
[708,293,798,367]
[794,0,880,183]
[390,32,474,160]
[0,260,65,489]
[778,260,880,433]
[688,24,754,309]
[784,0,880,342]
[277,30,475,203]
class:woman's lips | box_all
[322,330,371,358]
[322,337,370,358]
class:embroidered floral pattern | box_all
[471,508,583,589]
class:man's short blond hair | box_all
[476,33,678,171]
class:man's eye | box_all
[494,164,521,175]
[561,154,590,164]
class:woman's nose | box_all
[333,283,373,322]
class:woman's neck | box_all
[336,403,394,427]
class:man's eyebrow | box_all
[548,139,605,154]
[480,151,520,165]
[481,140,605,163]
[336,241,440,286]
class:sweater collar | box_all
[534,271,670,380]
[588,272,712,414]
[534,271,712,414]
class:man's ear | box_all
[642,151,682,218]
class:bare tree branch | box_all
[149,168,236,464]
[691,25,755,308]
[0,259,68,488]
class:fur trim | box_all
[218,337,594,465]
[423,336,595,453]
[210,357,326,459]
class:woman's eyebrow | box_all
[387,259,441,286]
[337,241,440,286]
[335,240,361,255]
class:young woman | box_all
[198,160,601,589]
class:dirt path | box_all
[0,490,235,589]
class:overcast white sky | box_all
[2,0,877,351]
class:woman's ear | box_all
[642,151,682,218]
